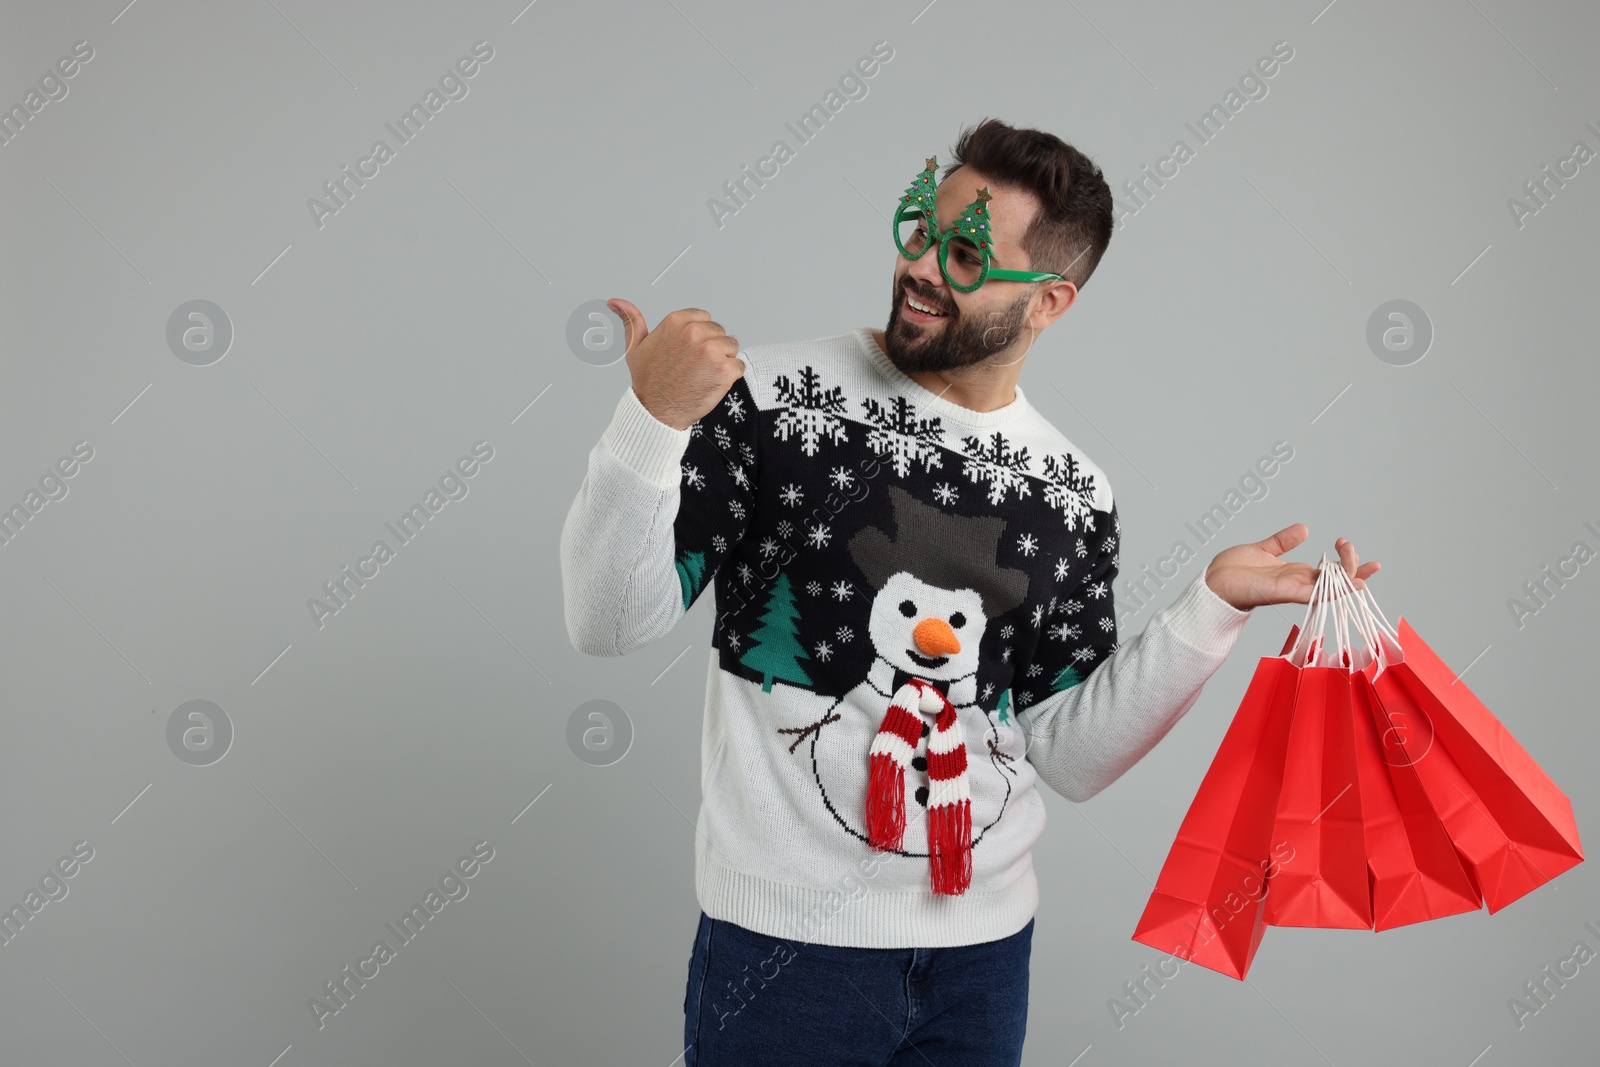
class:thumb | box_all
[607,298,648,356]
[1255,522,1309,558]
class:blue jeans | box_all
[682,911,1034,1066]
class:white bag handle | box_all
[1287,554,1387,672]
[1286,556,1401,671]
[1285,552,1334,666]
[1311,556,1351,668]
[1331,562,1356,668]
[1357,583,1400,641]
[1284,550,1400,674]
[1327,557,1381,671]
[1324,553,1404,675]
[1351,577,1402,674]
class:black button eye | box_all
[899,599,917,617]
[950,612,966,628]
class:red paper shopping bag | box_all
[1134,553,1583,979]
[1367,618,1583,913]
[1350,669,1481,929]
[1131,643,1301,979]
[1263,646,1372,930]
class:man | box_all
[560,119,1377,1066]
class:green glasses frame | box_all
[892,155,1072,293]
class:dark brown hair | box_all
[942,118,1114,291]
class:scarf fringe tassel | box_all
[866,752,906,851]
[928,799,973,895]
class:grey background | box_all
[2,0,1596,1064]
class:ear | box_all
[1031,281,1078,328]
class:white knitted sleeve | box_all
[1018,528,1252,802]
[560,374,758,657]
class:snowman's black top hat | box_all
[848,485,1030,620]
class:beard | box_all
[883,276,1035,375]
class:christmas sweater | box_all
[560,327,1252,948]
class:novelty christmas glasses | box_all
[893,156,1074,292]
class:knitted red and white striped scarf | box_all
[866,677,972,895]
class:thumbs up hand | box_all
[607,300,744,432]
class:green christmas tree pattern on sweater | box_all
[740,571,814,693]
[676,549,708,610]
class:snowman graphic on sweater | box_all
[778,485,1031,895]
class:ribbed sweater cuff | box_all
[600,385,691,490]
[1158,572,1251,655]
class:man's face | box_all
[884,166,1040,376]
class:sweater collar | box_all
[854,328,1032,430]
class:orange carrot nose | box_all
[913,617,960,657]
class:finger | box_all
[1335,542,1381,590]
[685,317,725,338]
[1254,523,1309,558]
[607,298,647,354]
[1322,538,1354,595]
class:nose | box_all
[913,617,960,657]
[903,242,947,295]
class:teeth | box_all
[906,294,945,316]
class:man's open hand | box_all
[1204,524,1381,611]
[607,299,744,432]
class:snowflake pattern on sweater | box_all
[668,330,1120,852]
[676,338,1117,707]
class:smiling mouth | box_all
[902,290,949,318]
[906,649,949,669]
